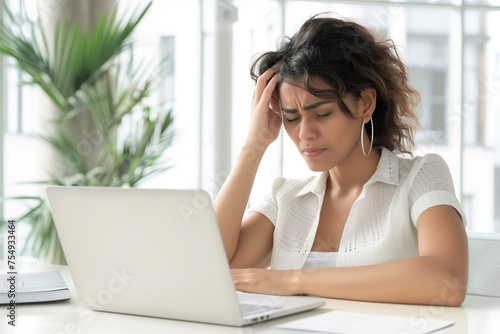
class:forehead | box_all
[279,77,333,102]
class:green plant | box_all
[0,1,175,263]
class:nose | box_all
[298,116,318,141]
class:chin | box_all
[304,161,332,172]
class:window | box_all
[1,0,201,259]
[2,0,500,258]
[232,0,500,233]
[116,0,202,190]
[2,0,47,242]
[3,0,38,135]
[160,36,176,112]
[462,9,500,232]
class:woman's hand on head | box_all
[246,67,282,150]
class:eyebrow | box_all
[280,100,333,114]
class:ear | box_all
[359,88,377,119]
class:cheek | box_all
[316,120,360,148]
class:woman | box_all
[214,14,468,306]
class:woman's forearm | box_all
[296,256,467,306]
[233,255,466,306]
[214,143,266,261]
[215,66,280,262]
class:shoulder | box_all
[397,151,451,182]
[412,152,448,167]
[248,174,323,224]
[375,148,451,185]
[269,174,322,198]
[395,152,464,224]
[397,150,446,168]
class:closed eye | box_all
[317,112,331,118]
[284,117,300,123]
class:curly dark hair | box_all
[250,13,420,154]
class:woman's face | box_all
[279,79,367,172]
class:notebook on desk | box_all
[46,186,325,326]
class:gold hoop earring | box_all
[361,118,374,157]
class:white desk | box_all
[2,262,500,334]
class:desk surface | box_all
[2,262,500,334]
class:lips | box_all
[302,148,326,159]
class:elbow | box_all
[447,278,467,307]
[430,272,468,307]
[422,252,468,306]
[449,293,466,307]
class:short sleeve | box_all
[246,177,284,226]
[408,154,467,227]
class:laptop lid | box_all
[46,186,324,326]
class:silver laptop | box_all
[46,186,325,326]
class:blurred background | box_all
[1,0,499,262]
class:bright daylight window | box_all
[1,0,201,259]
[232,0,500,233]
[2,0,499,255]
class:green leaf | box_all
[0,0,176,265]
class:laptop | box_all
[46,186,325,326]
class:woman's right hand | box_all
[246,67,282,150]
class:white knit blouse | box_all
[248,148,466,270]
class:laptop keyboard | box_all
[240,303,284,317]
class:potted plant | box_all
[0,0,175,263]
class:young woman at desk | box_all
[214,14,468,306]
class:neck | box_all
[327,148,381,195]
